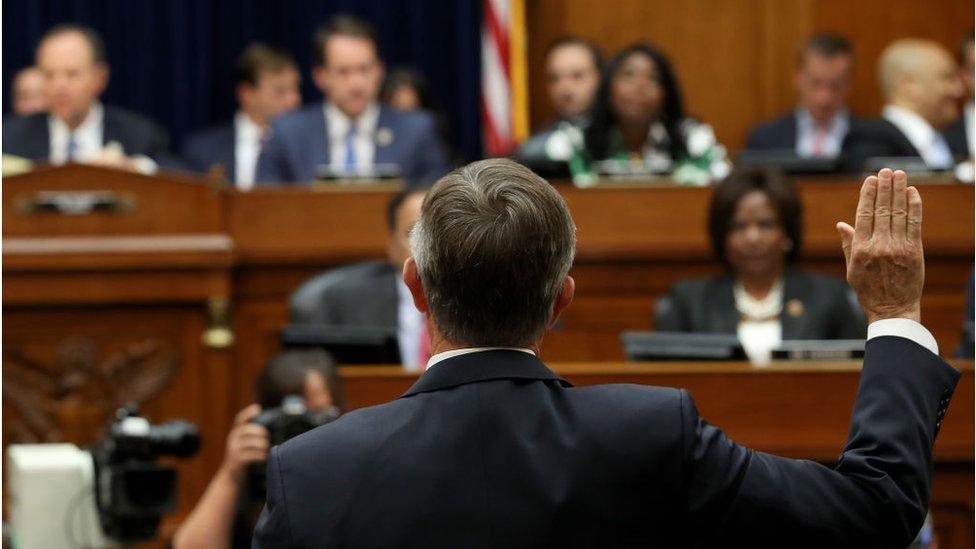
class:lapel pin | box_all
[786,299,804,318]
[376,127,394,147]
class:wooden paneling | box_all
[525,0,975,154]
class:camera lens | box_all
[147,420,200,457]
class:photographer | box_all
[173,350,344,549]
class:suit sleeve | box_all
[256,123,291,184]
[252,446,295,548]
[412,115,451,185]
[681,336,960,547]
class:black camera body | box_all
[246,396,338,501]
[92,406,200,543]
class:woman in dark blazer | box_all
[654,168,866,363]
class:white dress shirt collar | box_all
[795,108,849,158]
[882,104,952,167]
[48,102,104,164]
[426,347,535,371]
[233,111,264,190]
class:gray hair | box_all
[410,159,577,347]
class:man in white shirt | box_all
[288,188,430,370]
[182,43,302,189]
[746,34,857,159]
[842,38,966,172]
[256,14,449,185]
[2,24,174,172]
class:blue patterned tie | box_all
[343,123,357,171]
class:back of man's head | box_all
[411,159,576,347]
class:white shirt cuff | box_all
[131,154,159,175]
[867,318,939,356]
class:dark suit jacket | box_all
[255,104,450,186]
[654,269,867,340]
[745,113,800,152]
[253,339,958,548]
[840,117,970,173]
[745,112,868,155]
[943,114,971,159]
[289,261,398,329]
[1,106,180,168]
[182,121,236,180]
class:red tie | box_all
[811,126,827,157]
[418,319,431,367]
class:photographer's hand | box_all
[173,404,269,549]
[220,404,270,484]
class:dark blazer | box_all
[745,112,865,155]
[1,106,180,169]
[181,121,236,180]
[255,104,451,186]
[943,114,971,159]
[745,113,799,151]
[654,269,867,339]
[840,117,969,173]
[253,340,959,548]
[289,260,398,329]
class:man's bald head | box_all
[878,38,963,127]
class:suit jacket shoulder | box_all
[841,118,921,172]
[745,112,797,151]
[289,260,398,327]
[2,112,50,160]
[181,121,236,174]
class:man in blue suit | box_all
[746,34,860,160]
[182,43,301,189]
[256,15,450,186]
[254,161,958,548]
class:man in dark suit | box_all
[515,37,602,176]
[2,24,175,172]
[745,34,857,159]
[256,15,450,186]
[842,39,966,173]
[289,187,429,370]
[254,161,958,547]
[943,34,974,160]
[181,44,301,189]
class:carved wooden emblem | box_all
[3,336,177,445]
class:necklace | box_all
[733,279,783,321]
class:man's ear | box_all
[403,257,428,314]
[549,275,575,328]
[312,65,329,94]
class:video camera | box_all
[6,406,200,548]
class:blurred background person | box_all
[654,168,866,364]
[515,37,603,177]
[2,24,176,172]
[842,38,966,172]
[256,14,450,185]
[745,34,858,159]
[584,43,729,184]
[182,43,301,189]
[944,33,974,159]
[173,349,344,549]
[10,66,47,116]
[289,187,430,371]
[381,67,457,163]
